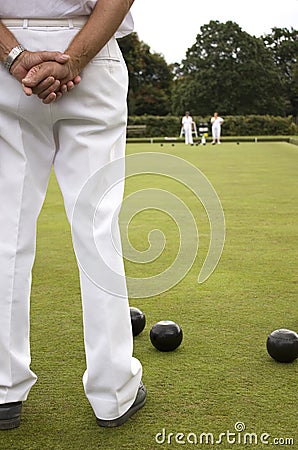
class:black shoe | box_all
[0,402,22,430]
[96,382,146,428]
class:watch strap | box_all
[4,44,26,72]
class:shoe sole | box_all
[96,389,146,428]
[0,417,21,430]
[0,402,22,430]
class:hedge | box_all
[127,115,297,137]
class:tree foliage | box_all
[118,33,173,115]
[171,21,286,116]
[263,27,298,115]
[118,23,297,118]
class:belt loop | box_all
[23,19,28,29]
[68,18,74,29]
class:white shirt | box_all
[0,1,133,38]
[182,115,193,129]
[211,116,224,128]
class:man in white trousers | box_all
[182,111,194,145]
[0,0,145,430]
[211,112,224,145]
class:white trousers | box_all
[184,126,193,145]
[212,125,221,140]
[0,24,142,420]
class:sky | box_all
[130,0,298,64]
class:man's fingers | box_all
[66,81,74,90]
[73,75,81,85]
[38,51,70,64]
[54,53,70,64]
[42,92,57,105]
[60,83,68,94]
[22,84,33,96]
[30,76,55,95]
[37,80,61,99]
[22,65,54,87]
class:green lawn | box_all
[1,141,297,449]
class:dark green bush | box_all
[128,115,297,137]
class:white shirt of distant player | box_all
[182,115,193,130]
[0,0,133,38]
[211,116,224,128]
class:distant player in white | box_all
[182,111,194,145]
[211,112,224,144]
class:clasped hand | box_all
[10,50,81,104]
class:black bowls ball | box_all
[266,328,298,363]
[130,307,146,337]
[150,320,183,352]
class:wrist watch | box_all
[4,44,26,72]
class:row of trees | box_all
[118,21,297,118]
